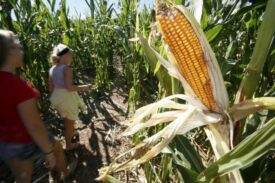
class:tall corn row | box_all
[0,0,132,107]
[115,0,156,114]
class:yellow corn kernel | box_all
[156,3,218,112]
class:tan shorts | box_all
[50,89,87,121]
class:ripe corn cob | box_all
[156,3,218,112]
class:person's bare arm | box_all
[17,98,56,168]
[17,98,54,154]
[63,66,90,92]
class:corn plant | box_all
[97,0,275,182]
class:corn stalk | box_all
[233,0,275,144]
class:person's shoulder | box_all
[0,71,16,80]
[15,76,30,88]
[0,72,20,90]
[15,79,39,104]
[63,65,73,71]
[6,74,30,93]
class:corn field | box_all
[0,0,274,183]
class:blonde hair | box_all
[49,44,69,65]
[49,54,61,65]
[49,46,61,65]
[0,29,19,67]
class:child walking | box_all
[48,43,90,151]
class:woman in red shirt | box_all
[0,30,75,182]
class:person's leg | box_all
[53,141,67,174]
[5,159,33,183]
[53,141,77,179]
[63,118,75,150]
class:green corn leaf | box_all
[201,7,208,30]
[175,164,198,183]
[197,118,275,182]
[159,155,173,181]
[137,32,173,95]
[153,61,161,75]
[205,24,223,42]
[169,135,204,173]
[166,135,204,183]
[174,0,185,5]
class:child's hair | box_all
[49,54,61,65]
[49,43,70,65]
[0,29,19,68]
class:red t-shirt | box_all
[0,71,39,144]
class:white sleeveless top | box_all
[49,64,66,89]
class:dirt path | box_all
[68,88,130,182]
[45,81,131,182]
